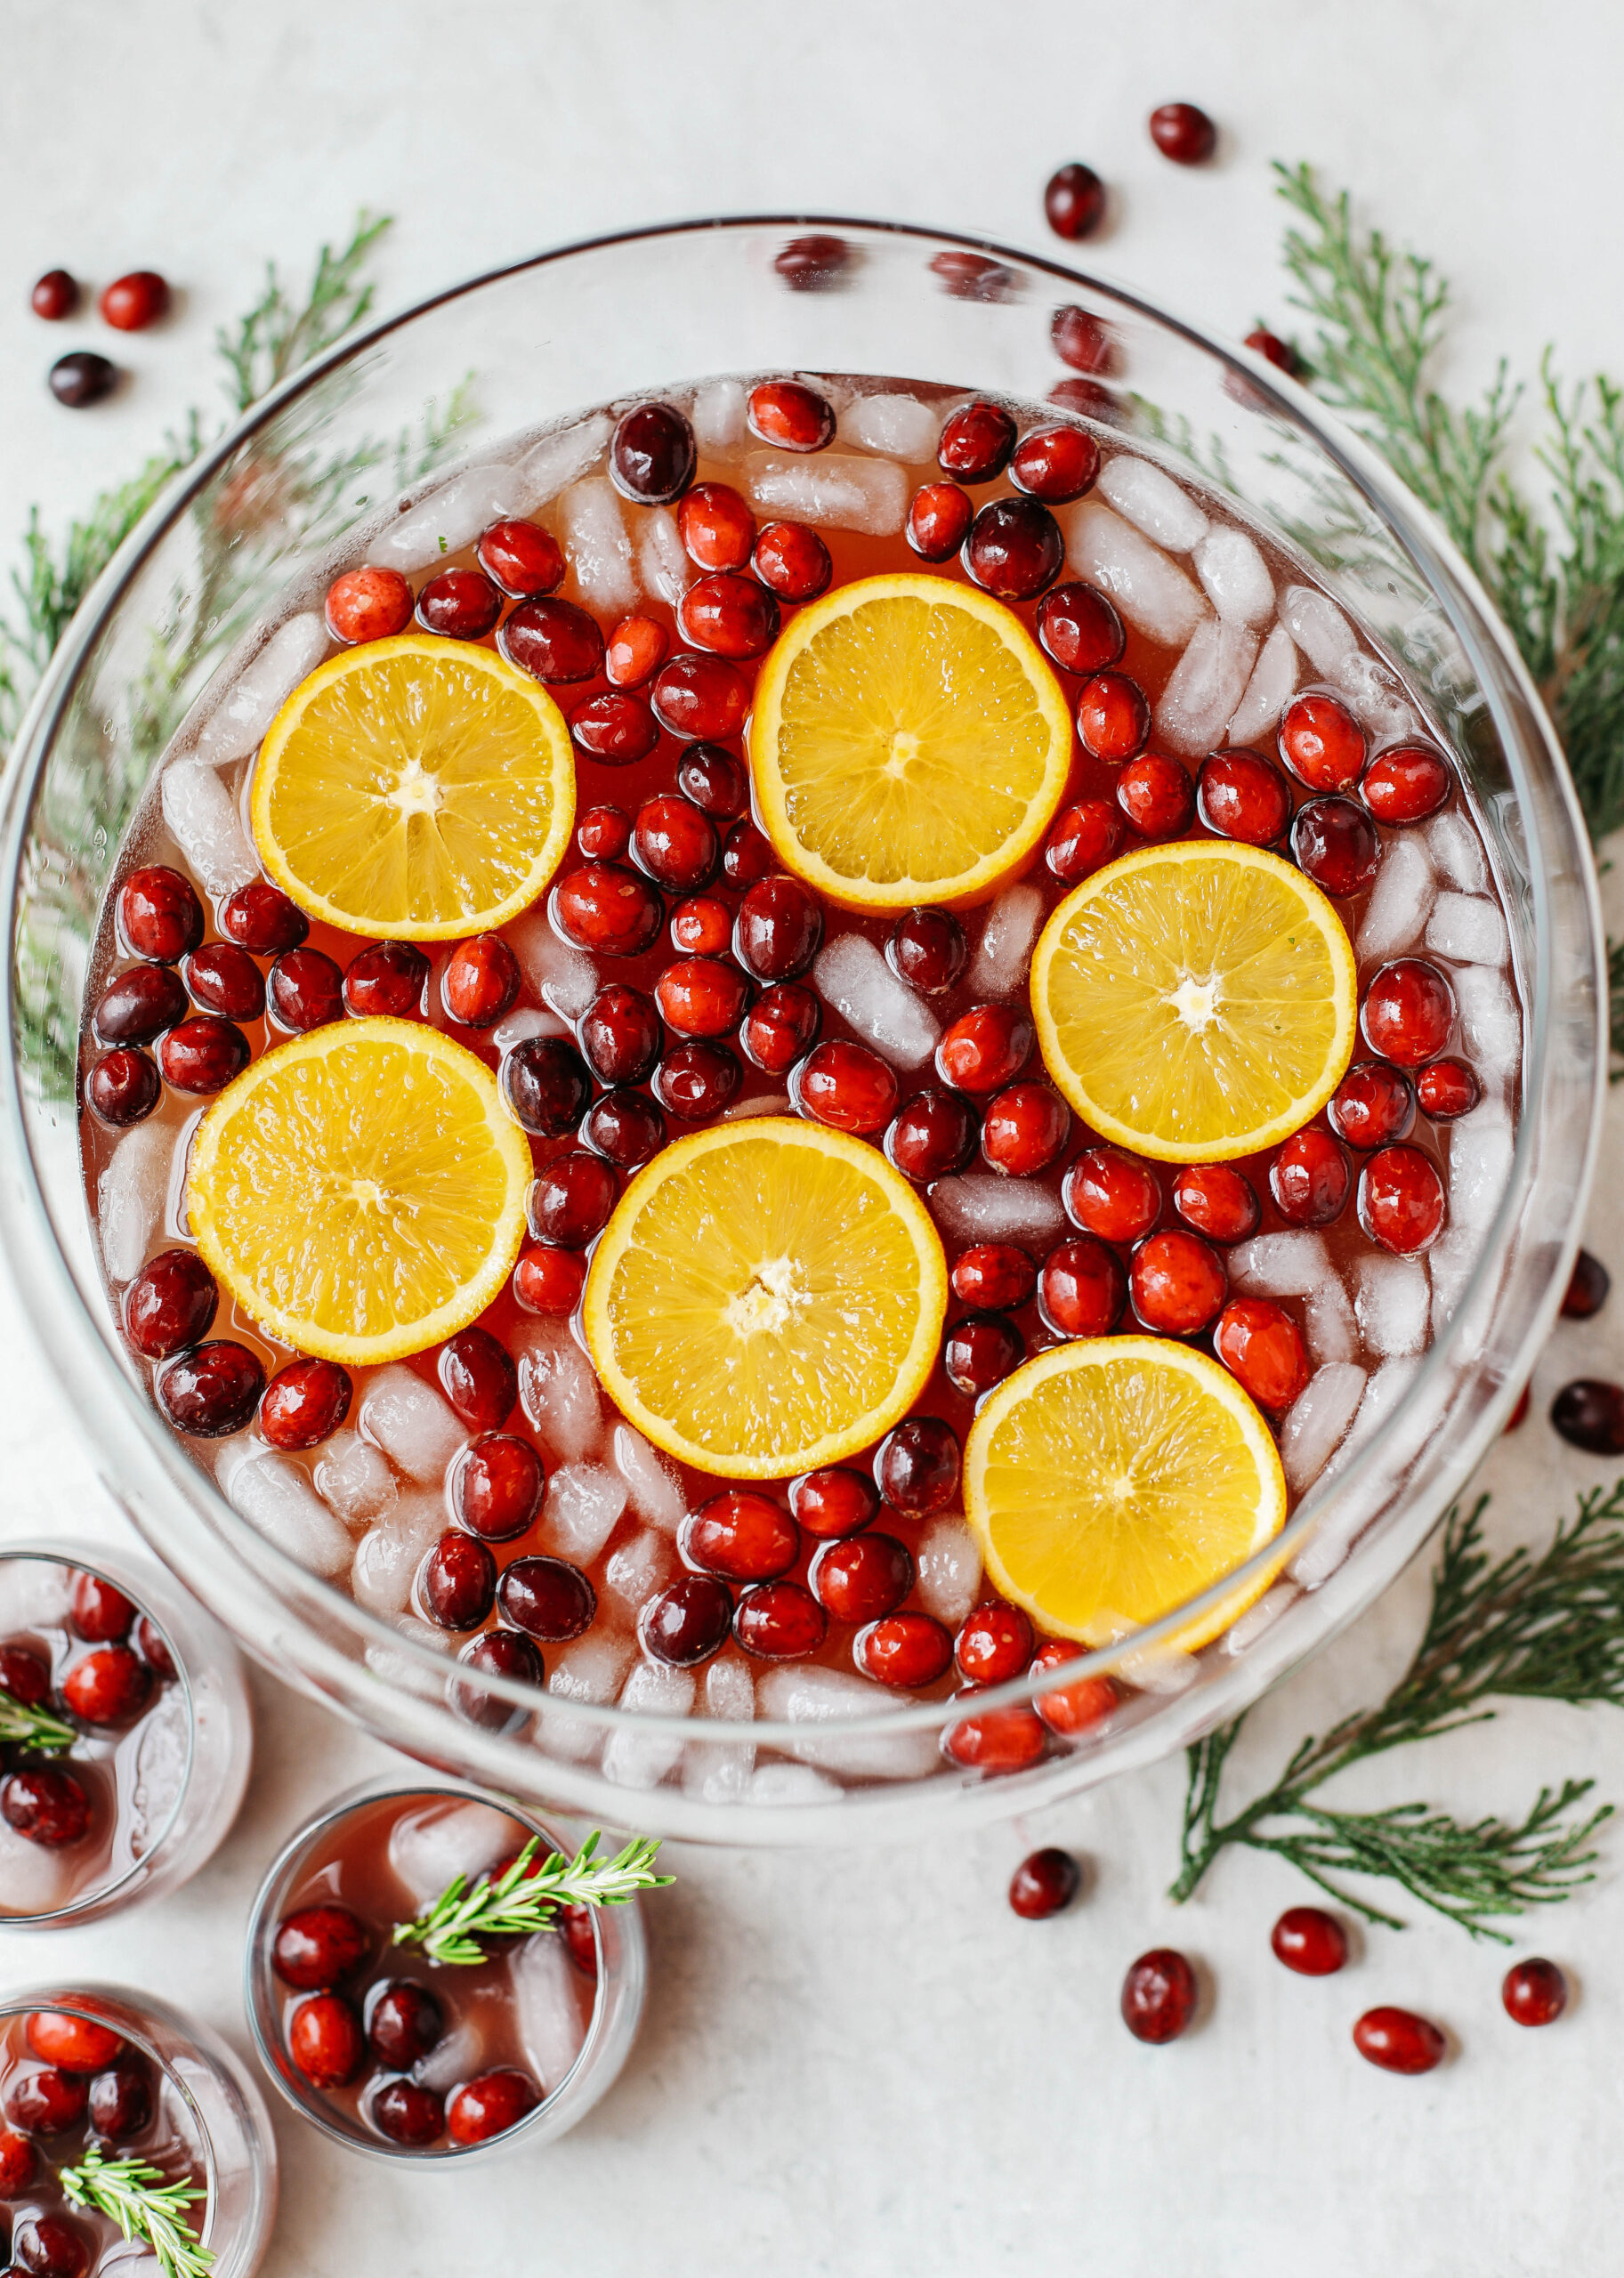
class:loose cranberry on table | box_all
[721,819,775,885]
[735,876,823,981]
[438,1325,518,1430]
[49,351,117,408]
[181,941,265,1022]
[1503,1384,1531,1434]
[451,1629,544,1732]
[653,1042,742,1121]
[1562,1248,1610,1319]
[1050,306,1118,376]
[123,1248,218,1359]
[1329,1060,1416,1151]
[875,1417,961,1514]
[580,983,663,1086]
[675,742,747,817]
[1215,1297,1311,1411]
[788,1467,879,1541]
[1064,1146,1161,1243]
[158,1014,250,1093]
[982,1082,1069,1177]
[70,1570,136,1641]
[86,1046,158,1126]
[417,566,502,641]
[260,1357,353,1450]
[578,805,634,862]
[1131,1229,1226,1336]
[1269,1127,1351,1226]
[796,1041,898,1135]
[421,1532,497,1631]
[746,381,835,454]
[289,1993,365,2088]
[1502,1958,1567,2026]
[938,400,1016,483]
[1121,1949,1198,2042]
[513,1242,586,1315]
[93,963,187,1046]
[855,1612,953,1688]
[273,1902,370,1989]
[951,1242,1036,1310]
[2,1768,91,1849]
[652,653,750,742]
[944,1311,1025,1396]
[1036,580,1125,675]
[656,957,749,1040]
[1550,1379,1624,1455]
[907,481,975,563]
[343,938,428,1017]
[454,1434,545,1539]
[774,233,850,291]
[753,520,833,602]
[1197,749,1291,846]
[1045,161,1107,240]
[477,519,564,600]
[733,1580,828,1660]
[742,981,820,1073]
[1009,424,1102,505]
[498,1555,597,1643]
[1076,671,1150,763]
[1030,1639,1118,1733]
[1171,1163,1259,1245]
[527,1151,618,1249]
[1361,959,1455,1067]
[1416,1059,1479,1120]
[1117,752,1196,839]
[810,1533,915,1623]
[1046,798,1124,885]
[1292,796,1380,896]
[30,269,78,319]
[679,572,781,661]
[118,865,203,962]
[1279,692,1366,792]
[448,2068,538,2145]
[1271,1905,1348,1975]
[682,1492,800,1583]
[551,862,664,955]
[1149,101,1217,163]
[1352,2007,1445,2074]
[1039,1237,1127,1337]
[268,947,345,1033]
[157,1340,267,1437]
[570,690,660,765]
[1008,1846,1081,1919]
[963,496,1064,602]
[499,1037,593,1138]
[500,596,605,685]
[942,1699,1047,1771]
[955,1603,1034,1684]
[610,401,696,504]
[887,907,966,995]
[937,1003,1034,1094]
[325,566,414,645]
[100,270,169,329]
[582,1087,667,1167]
[222,879,309,955]
[931,250,1015,303]
[1361,741,1451,824]
[885,1087,979,1180]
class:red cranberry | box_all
[134,1613,175,1679]
[1131,1229,1226,1335]
[1417,1059,1479,1121]
[1149,101,1216,163]
[1039,1237,1127,1337]
[526,1151,618,1248]
[657,957,750,1041]
[677,483,755,571]
[733,879,821,983]
[477,519,564,599]
[952,1244,1036,1310]
[937,1004,1034,1094]
[499,1555,597,1642]
[100,270,168,330]
[1030,1638,1119,1733]
[514,1243,586,1314]
[1245,330,1299,374]
[1010,1846,1082,1917]
[74,2050,149,2128]
[887,908,966,995]
[1170,1163,1259,1244]
[325,566,413,643]
[1037,582,1125,676]
[1504,1384,1531,1434]
[5,2065,87,2132]
[222,881,308,956]
[752,521,833,602]
[273,1903,370,1989]
[436,1326,518,1432]
[30,270,77,320]
[1329,1061,1416,1151]
[93,964,187,1046]
[583,1087,668,1166]
[1353,2007,1445,2074]
[0,2126,35,2193]
[442,934,521,1029]
[682,1492,799,1583]
[1502,1958,1567,2026]
[856,1612,954,1687]
[1046,798,1124,885]
[2,1767,91,1848]
[501,597,605,685]
[810,1533,914,1623]
[741,981,820,1072]
[448,2068,538,2144]
[158,1014,251,1092]
[939,400,1016,482]
[422,1532,497,1631]
[342,939,427,1018]
[14,2217,89,2278]
[570,691,660,765]
[875,1417,960,1514]
[722,819,775,885]
[1077,672,1150,763]
[416,566,502,641]
[1271,1905,1348,1975]
[652,653,750,742]
[559,1901,599,1978]
[288,1993,364,2089]
[630,796,717,893]
[124,1248,218,1359]
[1280,692,1365,792]
[943,1698,1047,1770]
[982,1083,1069,1177]
[1359,1143,1446,1255]
[964,497,1064,601]
[371,2078,446,2148]
[267,947,344,1033]
[1361,741,1451,824]
[1010,424,1101,505]
[956,1602,1034,1684]
[1117,752,1196,839]
[1064,1147,1160,1242]
[885,1087,979,1180]
[500,1037,593,1136]
[747,381,834,453]
[454,1434,545,1539]
[578,806,634,862]
[1291,796,1380,898]
[670,897,731,956]
[1198,749,1291,845]
[85,1047,160,1126]
[118,866,203,963]
[788,1468,879,1540]
[604,612,668,689]
[654,1042,742,1120]
[182,941,266,1022]
[1564,1249,1610,1319]
[0,1644,49,1707]
[50,351,117,408]
[259,1358,352,1450]
[676,743,748,818]
[610,401,696,503]
[907,481,975,562]
[368,1981,443,2070]
[1553,1379,1624,1454]
[679,571,781,661]
[733,1580,827,1660]
[552,863,664,956]
[1122,1949,1198,2041]
[69,1571,136,1642]
[796,1040,898,1135]
[1362,960,1454,1067]
[1051,309,1119,378]
[1269,1127,1351,1226]
[1215,1297,1311,1411]
[931,251,1015,303]
[1045,162,1107,239]
[775,234,850,291]
[158,1341,266,1435]
[23,2012,123,2071]
[579,984,662,1086]
[450,1628,544,1732]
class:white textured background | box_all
[4,4,1624,2272]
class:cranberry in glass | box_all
[157,1341,267,1436]
[70,1571,135,1641]
[1121,1949,1198,2042]
[118,866,202,963]
[1149,101,1216,163]
[1009,1846,1081,1918]
[605,612,668,689]
[1039,1237,1127,1337]
[887,907,966,996]
[953,1242,1037,1311]
[753,521,833,602]
[514,1242,586,1315]
[1036,581,1125,675]
[1416,1058,1480,1120]
[500,1037,593,1137]
[1245,330,1298,374]
[1131,1229,1226,1335]
[733,1580,827,1660]
[1010,424,1101,505]
[1329,1060,1416,1151]
[260,1357,353,1450]
[50,351,117,409]
[61,1645,149,1725]
[499,1555,597,1643]
[289,1993,364,2089]
[657,957,750,1040]
[1051,306,1118,376]
[796,1040,898,1134]
[676,742,748,818]
[876,1417,960,1514]
[101,270,169,329]
[368,1983,443,2069]
[0,2126,36,2193]
[527,1153,618,1250]
[268,947,344,1033]
[559,1903,598,1979]
[1271,1905,1348,1975]
[451,1628,544,1733]
[652,653,750,742]
[455,1434,545,1539]
[500,596,605,684]
[86,1046,158,1126]
[747,381,834,453]
[672,893,733,955]
[1064,1147,1161,1243]
[134,1614,175,1679]
[437,1326,518,1432]
[885,1087,979,1180]
[1197,749,1291,845]
[477,518,564,599]
[583,1087,667,1167]
[679,572,780,661]
[1502,1958,1567,2026]
[15,2217,89,2278]
[273,1902,370,1989]
[578,806,633,862]
[1563,1249,1611,1319]
[570,691,659,765]
[1269,1127,1351,1226]
[1045,161,1107,239]
[1279,692,1366,792]
[775,233,850,290]
[678,482,755,571]
[1030,1639,1119,1733]
[742,981,820,1073]
[654,1042,742,1121]
[1046,798,1124,885]
[963,496,1064,601]
[610,401,696,503]
[93,964,187,1046]
[343,938,428,1017]
[1361,959,1455,1066]
[325,566,413,643]
[1353,2007,1445,2074]
[938,400,1016,483]
[931,250,1014,303]
[158,1014,250,1092]
[857,1612,953,1687]
[1171,1163,1259,1245]
[1552,1379,1624,1454]
[682,1492,800,1583]
[30,269,77,319]
[810,1532,915,1623]
[124,1248,218,1359]
[416,566,501,641]
[1361,741,1451,824]
[87,2061,152,2142]
[943,1699,1047,1770]
[6,2067,86,2133]
[552,863,664,956]
[907,481,975,563]
[447,2069,537,2145]
[1359,1144,1446,1255]
[580,983,662,1086]
[722,819,775,885]
[982,1083,1069,1177]
[0,1645,48,1706]
[422,1532,497,1631]
[1077,671,1150,762]
[222,879,308,954]
[937,1004,1034,1094]
[1215,1297,1311,1411]
[2,1768,91,1849]
[1118,752,1195,839]
[790,1466,880,1540]
[182,941,266,1022]
[1292,796,1380,897]
[956,1602,1034,1684]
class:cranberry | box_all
[93,964,187,1046]
[448,2068,538,2144]
[796,1040,898,1134]
[683,1492,799,1583]
[1038,1237,1127,1337]
[1331,1057,1421,1154]
[955,1602,1034,1684]
[982,1083,1069,1177]
[1149,101,1216,163]
[610,401,696,503]
[1270,1905,1348,1975]
[1215,1297,1311,1411]
[222,881,308,956]
[100,270,169,330]
[1170,1163,1259,1244]
[887,908,966,996]
[582,1087,667,1166]
[679,571,781,661]
[1045,157,1108,237]
[499,1555,597,1642]
[132,1615,174,1681]
[1361,741,1451,824]
[1552,1379,1624,1454]
[14,2217,89,2278]
[578,806,634,862]
[669,897,731,957]
[123,1248,218,1359]
[416,566,502,641]
[629,798,716,894]
[372,2079,446,2146]
[441,934,521,1030]
[856,1612,954,1687]
[1504,1384,1531,1434]
[885,1087,979,1180]
[1361,959,1454,1066]
[69,1571,135,1641]
[1563,1249,1611,1319]
[1117,752,1196,839]
[2,1767,90,1848]
[450,1628,544,1732]
[339,939,425,1019]
[570,691,659,765]
[514,1242,586,1314]
[1280,692,1365,792]
[907,482,975,562]
[267,947,344,1033]
[722,819,775,885]
[1046,798,1124,885]
[182,941,267,1022]
[1030,1638,1119,1733]
[158,1341,266,1435]
[752,521,833,602]
[1502,1958,1567,2026]
[1010,424,1101,505]
[273,1903,369,1989]
[656,957,749,1041]
[559,1902,599,1978]
[1269,1127,1351,1226]
[733,1580,827,1660]
[1197,749,1291,845]
[1064,1147,1160,1242]
[1009,1846,1081,1918]
[677,482,755,571]
[938,400,1017,482]
[937,1004,1034,1094]
[436,1326,517,1432]
[24,2013,123,2071]
[0,2125,35,2193]
[1416,1058,1480,1120]
[747,381,834,454]
[810,1532,914,1623]
[501,597,605,684]
[526,1151,618,1251]
[964,496,1064,601]
[325,566,413,643]
[118,866,203,963]
[68,2057,144,2153]
[1359,1143,1446,1255]
[605,612,668,690]
[676,743,748,818]
[952,1243,1036,1310]
[288,1992,364,2088]
[1051,308,1119,378]
[775,234,850,291]
[1131,1229,1226,1335]
[654,1043,742,1120]
[652,653,750,742]
[500,1037,594,1136]
[158,1014,250,1092]
[1291,795,1380,898]
[50,351,117,409]
[0,1644,49,1707]
[789,1468,879,1541]
[454,1434,545,1539]
[1245,330,1299,374]
[943,1699,1047,1770]
[85,1047,159,1127]
[30,270,77,319]
[875,1417,960,1514]
[5,2064,88,2133]
[739,981,819,1073]
[577,984,660,1087]
[1352,2007,1445,2074]
[552,863,664,957]
[1077,672,1150,763]
[931,250,1015,303]
[1037,582,1125,676]
[477,519,564,599]
[1121,1949,1198,2041]
[733,878,820,983]
[422,1532,497,1631]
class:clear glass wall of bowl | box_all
[0,220,1604,1844]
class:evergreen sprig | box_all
[393,1831,672,1967]
[1172,1485,1624,1937]
[59,2147,211,2278]
[216,211,392,413]
[0,1686,76,1756]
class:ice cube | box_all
[505,910,598,1021]
[1116,1643,1200,1695]
[1354,1256,1430,1356]
[1192,525,1274,627]
[1333,650,1418,744]
[538,1631,634,1760]
[602,1527,675,1618]
[1428,1224,1483,1332]
[1221,1582,1298,1657]
[1452,965,1520,1066]
[513,1928,591,2090]
[967,885,1046,999]
[1426,893,1507,966]
[602,1660,695,1789]
[1279,1361,1367,1491]
[1426,809,1488,893]
[350,1494,442,1620]
[1337,1355,1421,1471]
[929,1175,1065,1249]
[705,1653,755,1722]
[1450,1101,1515,1232]
[97,1123,169,1282]
[413,2015,483,2094]
[515,1322,602,1461]
[1095,456,1209,552]
[611,1424,687,1534]
[1063,504,1207,646]
[1304,1277,1358,1365]
[388,1799,515,1909]
[638,507,691,605]
[194,613,328,767]
[364,1614,445,1702]
[374,463,532,571]
[691,379,747,452]
[1226,622,1298,747]
[1278,585,1356,674]
[314,1429,398,1525]
[747,1764,841,1805]
[742,449,909,536]
[160,761,257,898]
[129,1684,190,1854]
[490,1004,569,1053]
[360,1366,465,1482]
[514,415,613,510]
[755,1664,938,1780]
[540,1462,627,1563]
[914,1515,982,1628]
[812,935,939,1067]
[838,392,942,460]
[1355,833,1434,965]
[1155,616,1259,755]
[684,1653,757,1797]
[229,1457,354,1579]
[1227,1232,1331,1298]
[0,1559,71,1636]
[0,1814,75,1915]
[557,478,637,616]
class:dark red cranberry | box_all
[654,1042,742,1120]
[885,1087,979,1180]
[93,963,188,1046]
[30,270,77,320]
[657,957,750,1040]
[1046,798,1124,885]
[1269,1127,1352,1226]
[1039,1237,1127,1337]
[6,2067,87,2133]
[1010,424,1101,505]
[448,2068,538,2144]
[610,401,696,503]
[158,1014,250,1092]
[1361,741,1451,824]
[256,1357,352,1451]
[640,1575,737,1667]
[559,1902,599,1978]
[939,400,1017,482]
[1064,1147,1160,1242]
[907,481,975,562]
[578,805,633,861]
[222,880,308,955]
[570,691,660,765]
[134,1614,175,1677]
[747,381,834,453]
[937,1004,1033,1094]
[325,566,413,643]
[735,877,822,982]
[678,482,755,571]
[733,1580,828,1660]
[372,2079,446,2146]
[1330,1054,1419,1152]
[514,1242,586,1314]
[1245,330,1299,374]
[605,612,668,689]
[1563,1249,1611,1319]
[1149,101,1216,163]
[499,1555,597,1643]
[343,939,428,1017]
[982,1083,1069,1177]
[422,1531,497,1631]
[1118,752,1195,839]
[964,496,1064,601]
[857,1612,954,1687]
[1050,306,1118,375]
[49,351,117,408]
[1077,672,1150,763]
[2,1768,91,1849]
[679,572,781,661]
[582,1087,667,1167]
[579,985,662,1086]
[500,1037,594,1136]
[368,1984,444,2071]
[450,1628,544,1732]
[1122,1950,1198,2042]
[682,1492,799,1583]
[875,1417,960,1514]
[182,941,266,1022]
[417,566,502,640]
[501,597,605,684]
[741,982,820,1073]
[1505,1384,1531,1434]
[1170,1164,1259,1245]
[118,866,203,963]
[676,743,748,818]
[952,1242,1037,1311]
[14,2216,89,2278]
[1361,959,1455,1067]
[85,1047,160,1126]
[1198,749,1291,845]
[1416,1058,1480,1120]
[931,250,1015,303]
[1271,1905,1348,1975]
[1215,1297,1311,1411]
[1037,582,1125,676]
[100,271,169,330]
[652,653,750,742]
[752,521,833,602]
[670,896,732,956]
[1291,796,1380,897]
[0,1644,49,1707]
[1551,1380,1624,1454]
[943,1698,1047,1770]
[1031,1638,1119,1733]
[526,1151,618,1250]
[124,1248,218,1360]
[1131,1229,1226,1335]
[956,1602,1034,1684]
[267,947,344,1033]
[0,2124,36,2193]
[1009,1846,1081,1918]
[1353,2007,1445,2074]
[87,2058,152,2142]
[886,908,966,996]
[796,1041,898,1135]
[442,934,521,1029]
[722,819,775,885]
[788,1467,879,1540]
[454,1434,545,1539]
[273,1903,370,1989]
[1280,692,1365,792]
[69,1571,135,1642]
[157,1341,266,1435]
[435,1326,517,1432]
[288,1993,364,2089]
[1045,163,1107,239]
[632,796,717,892]
[775,234,850,291]
[477,519,564,599]
[810,1532,914,1623]
[1502,1958,1567,2026]
[1359,1144,1446,1255]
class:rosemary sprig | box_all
[216,211,391,413]
[59,2147,210,2278]
[1172,1485,1624,1937]
[0,1686,76,1755]
[393,1831,672,1967]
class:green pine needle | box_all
[0,1685,76,1756]
[393,1831,672,1967]
[59,2147,211,2278]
